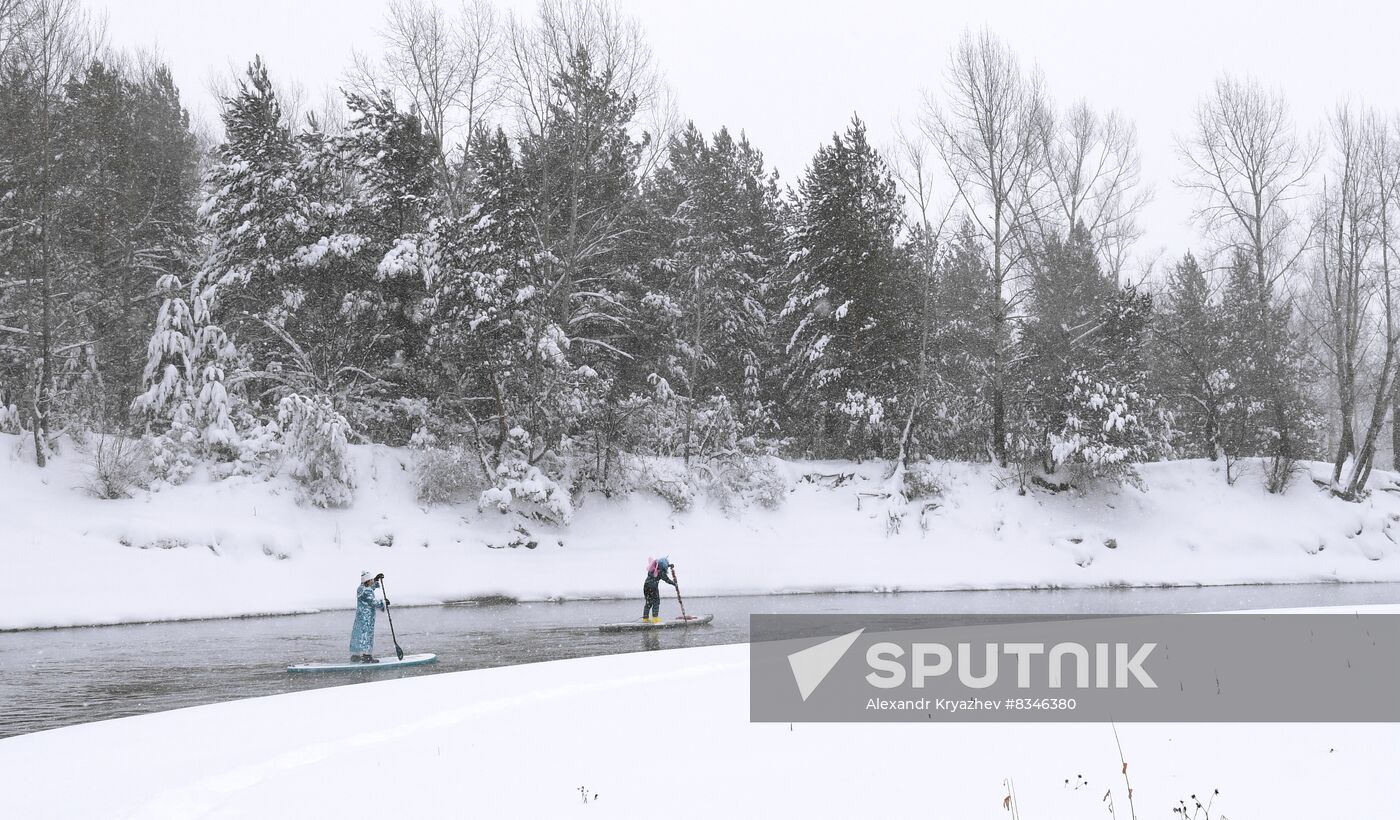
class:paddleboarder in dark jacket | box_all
[642,557,675,623]
[350,571,389,662]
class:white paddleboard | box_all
[598,614,714,633]
[287,653,438,673]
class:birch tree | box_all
[1309,104,1378,487]
[1313,109,1400,498]
[1346,116,1400,495]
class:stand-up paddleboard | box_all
[599,614,714,633]
[287,653,438,673]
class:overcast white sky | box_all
[97,0,1400,268]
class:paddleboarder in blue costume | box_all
[351,571,389,663]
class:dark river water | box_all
[3,583,1399,738]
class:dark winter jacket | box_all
[644,564,676,590]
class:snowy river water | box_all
[4,582,1400,738]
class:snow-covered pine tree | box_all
[1015,223,1161,486]
[196,59,370,484]
[60,61,200,426]
[422,124,595,524]
[1216,250,1320,491]
[333,90,439,438]
[517,46,646,378]
[191,57,318,469]
[637,123,784,459]
[277,393,355,507]
[425,47,651,517]
[190,290,240,456]
[913,220,997,460]
[781,115,910,458]
[425,124,539,447]
[132,272,199,484]
[1151,252,1227,460]
[199,61,448,479]
[130,265,243,468]
[198,57,302,351]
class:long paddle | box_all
[378,576,405,660]
[672,565,696,621]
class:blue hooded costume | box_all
[350,580,386,656]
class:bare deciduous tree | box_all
[349,0,504,211]
[887,120,956,472]
[1040,100,1151,278]
[0,0,32,67]
[1347,115,1400,494]
[1312,108,1400,497]
[1177,74,1319,490]
[920,28,1048,465]
[503,0,669,286]
[1308,103,1377,486]
[1177,74,1317,290]
[503,0,658,134]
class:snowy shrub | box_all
[478,430,574,524]
[201,413,284,482]
[640,458,695,512]
[479,457,574,523]
[399,397,436,447]
[144,409,199,488]
[0,402,19,434]
[85,435,148,500]
[501,524,539,549]
[612,391,760,465]
[337,395,435,448]
[571,450,639,499]
[1010,368,1162,492]
[901,462,943,501]
[690,451,787,515]
[277,394,355,508]
[750,463,789,510]
[722,454,787,511]
[610,441,788,515]
[1047,372,1160,490]
[836,390,893,448]
[195,361,239,455]
[415,446,483,504]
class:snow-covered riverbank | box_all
[6,433,1400,629]
[4,605,1396,818]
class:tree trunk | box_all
[1393,381,1400,471]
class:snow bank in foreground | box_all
[2,607,1396,818]
[5,432,1400,629]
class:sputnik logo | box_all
[787,628,865,701]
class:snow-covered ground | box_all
[3,605,1396,818]
[5,432,1400,629]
